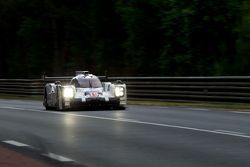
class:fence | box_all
[1,76,250,102]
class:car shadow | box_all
[45,106,126,112]
[68,106,126,112]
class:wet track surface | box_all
[0,99,250,167]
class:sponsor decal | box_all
[90,91,98,97]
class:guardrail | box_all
[108,76,250,103]
[0,79,44,95]
[1,76,250,102]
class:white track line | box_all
[188,108,209,111]
[115,118,138,122]
[1,106,250,139]
[2,139,74,162]
[215,129,246,136]
[3,140,30,147]
[231,111,250,115]
[42,153,73,162]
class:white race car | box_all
[43,71,127,110]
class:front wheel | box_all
[112,106,126,110]
[118,106,126,110]
[44,89,54,110]
[56,86,64,111]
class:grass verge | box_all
[128,100,250,111]
[0,94,43,101]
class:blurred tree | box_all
[0,0,25,77]
[115,0,165,75]
[0,0,247,78]
[235,0,250,75]
[159,0,241,76]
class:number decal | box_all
[90,92,98,97]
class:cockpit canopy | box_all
[70,75,102,88]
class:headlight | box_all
[115,87,124,97]
[63,87,74,98]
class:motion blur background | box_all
[0,0,249,78]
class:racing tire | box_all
[44,89,54,110]
[118,106,126,110]
[45,105,54,111]
[112,106,126,110]
[56,86,66,111]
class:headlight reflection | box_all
[63,87,74,98]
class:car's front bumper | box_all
[65,97,124,108]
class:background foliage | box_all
[0,0,249,78]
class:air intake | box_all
[75,71,89,75]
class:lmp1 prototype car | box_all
[43,71,127,110]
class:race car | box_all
[43,71,127,110]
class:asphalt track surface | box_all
[0,99,250,167]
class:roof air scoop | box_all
[76,71,89,76]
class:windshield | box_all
[71,78,102,88]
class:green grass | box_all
[0,94,43,101]
[0,94,250,111]
[128,100,250,111]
